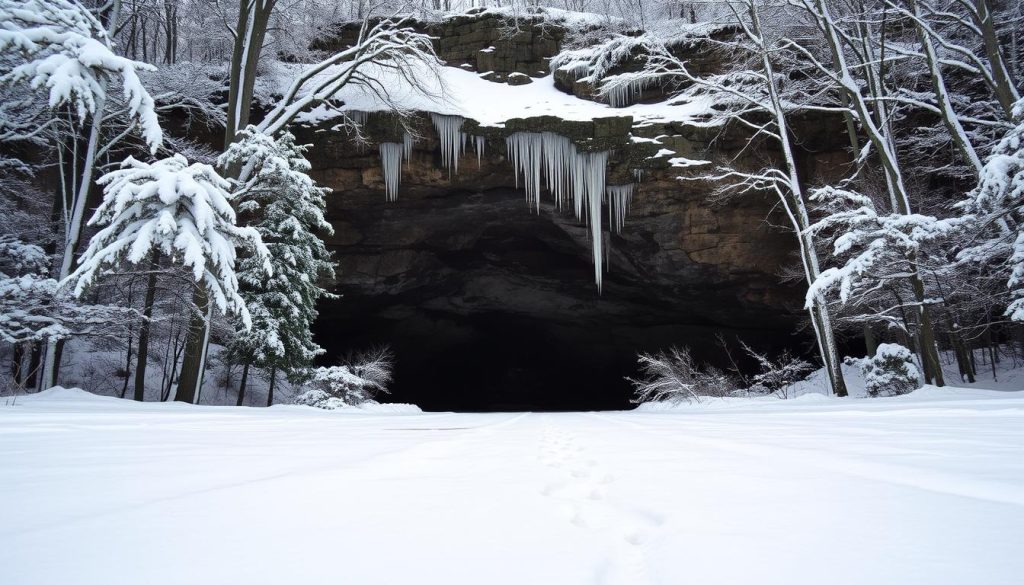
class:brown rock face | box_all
[301,124,818,411]
[299,12,851,410]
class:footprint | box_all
[624,530,644,546]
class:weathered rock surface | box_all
[301,12,851,410]
[314,9,580,84]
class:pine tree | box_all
[219,127,336,406]
[66,153,269,402]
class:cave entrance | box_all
[315,308,648,411]
[312,188,805,412]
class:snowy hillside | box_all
[2,386,1023,585]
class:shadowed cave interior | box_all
[311,188,809,411]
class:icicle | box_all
[605,184,634,234]
[505,131,612,290]
[474,135,485,169]
[584,151,609,292]
[632,168,643,182]
[402,133,415,168]
[430,113,466,175]
[348,110,368,126]
[606,77,651,108]
[379,142,403,202]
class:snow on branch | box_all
[0,0,162,151]
[257,14,442,137]
[805,186,959,307]
[67,154,269,328]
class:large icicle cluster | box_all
[605,184,634,234]
[605,77,651,108]
[505,132,615,291]
[377,133,417,201]
[430,113,467,174]
[379,142,403,202]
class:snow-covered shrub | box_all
[743,343,814,398]
[628,346,738,405]
[293,347,395,409]
[855,344,922,397]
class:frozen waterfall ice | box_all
[430,113,467,175]
[606,184,634,234]
[379,142,403,202]
[505,132,615,292]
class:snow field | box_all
[2,387,1023,584]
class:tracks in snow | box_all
[536,415,664,585]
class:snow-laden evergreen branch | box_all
[0,0,162,151]
[67,154,269,328]
[219,127,336,378]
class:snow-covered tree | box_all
[0,239,67,344]
[956,99,1024,321]
[219,127,336,406]
[1,0,165,388]
[788,0,948,386]
[66,153,270,402]
[594,1,849,396]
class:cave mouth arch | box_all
[311,187,806,412]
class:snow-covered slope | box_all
[287,61,712,128]
[2,387,1022,584]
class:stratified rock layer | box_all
[302,12,850,410]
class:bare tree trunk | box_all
[120,320,134,398]
[265,365,277,407]
[909,0,983,176]
[225,0,276,147]
[174,287,210,403]
[26,343,41,390]
[134,254,160,401]
[863,322,877,356]
[949,325,976,383]
[11,343,24,386]
[972,0,1021,119]
[748,1,847,396]
[236,360,250,406]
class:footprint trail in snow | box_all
[538,418,661,585]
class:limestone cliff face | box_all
[302,11,849,410]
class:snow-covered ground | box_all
[2,386,1022,584]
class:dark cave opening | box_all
[311,188,814,412]
[313,305,777,412]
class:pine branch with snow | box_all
[956,100,1024,320]
[806,186,959,307]
[66,154,269,328]
[220,127,336,377]
[0,0,162,151]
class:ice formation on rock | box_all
[348,110,368,126]
[474,135,485,168]
[402,133,415,165]
[605,184,634,234]
[505,131,613,291]
[379,142,403,202]
[430,113,467,175]
[605,77,651,108]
